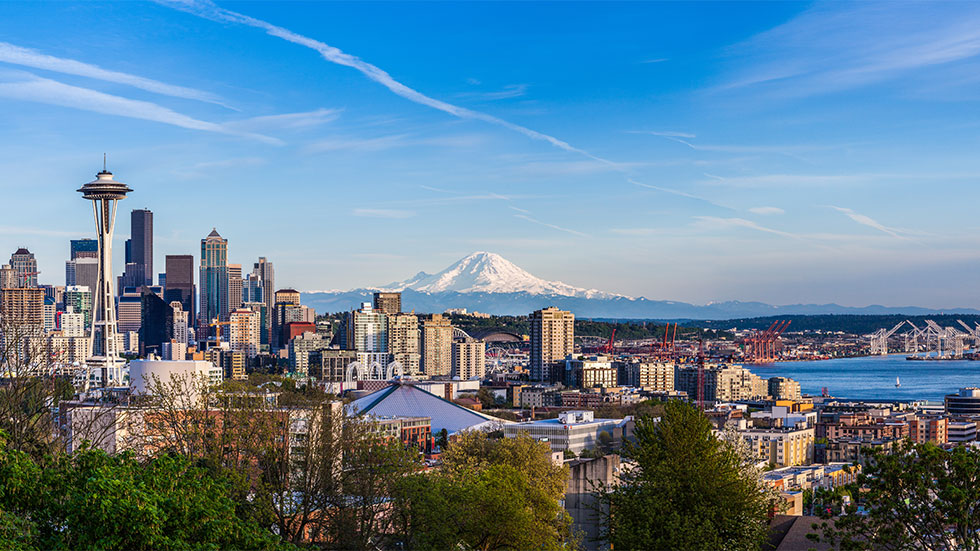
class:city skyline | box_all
[3,2,980,308]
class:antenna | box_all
[103,153,107,171]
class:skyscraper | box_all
[66,257,98,293]
[229,307,261,358]
[388,312,420,376]
[228,264,243,312]
[373,292,402,315]
[69,239,98,260]
[452,338,486,380]
[0,264,16,290]
[130,209,153,286]
[272,288,300,350]
[530,307,575,382]
[9,248,37,288]
[77,165,131,386]
[199,229,229,330]
[139,287,173,357]
[251,257,274,344]
[164,255,195,323]
[421,314,453,377]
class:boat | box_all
[896,376,901,388]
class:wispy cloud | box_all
[0,71,279,143]
[508,205,531,214]
[513,214,589,237]
[352,208,415,219]
[721,3,980,95]
[0,41,232,108]
[701,172,856,188]
[628,130,696,138]
[628,178,729,210]
[159,0,621,166]
[748,206,785,215]
[457,83,529,101]
[694,216,800,239]
[641,58,669,64]
[828,206,909,240]
[225,108,341,131]
[0,225,85,238]
[306,134,410,153]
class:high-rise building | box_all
[171,301,189,346]
[164,255,195,323]
[343,302,387,353]
[117,287,143,333]
[373,292,402,315]
[9,248,37,288]
[289,331,330,375]
[0,264,16,290]
[78,165,131,385]
[227,264,243,312]
[272,288,301,350]
[452,338,486,380]
[251,257,274,344]
[530,307,575,382]
[66,257,99,294]
[60,306,86,338]
[64,286,93,328]
[130,209,153,286]
[0,287,44,327]
[69,239,98,260]
[200,229,229,328]
[229,307,261,358]
[139,287,173,357]
[387,313,420,377]
[421,314,453,377]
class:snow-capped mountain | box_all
[300,252,980,319]
[379,252,627,299]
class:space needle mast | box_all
[77,157,132,387]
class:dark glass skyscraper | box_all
[200,229,229,331]
[69,239,98,260]
[164,254,195,324]
[130,209,153,286]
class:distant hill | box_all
[689,314,980,334]
[301,252,980,320]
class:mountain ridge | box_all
[300,252,980,319]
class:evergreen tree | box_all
[598,400,773,551]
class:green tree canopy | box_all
[598,400,773,551]
[392,432,572,551]
[0,435,286,551]
[812,441,980,550]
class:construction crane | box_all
[208,319,231,342]
[600,328,616,355]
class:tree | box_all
[392,432,573,550]
[0,433,287,550]
[811,441,980,550]
[597,400,775,551]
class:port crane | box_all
[743,320,791,363]
[869,320,908,355]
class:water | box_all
[749,355,980,402]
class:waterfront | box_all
[752,355,980,402]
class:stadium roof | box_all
[347,381,511,435]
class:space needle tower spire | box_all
[77,158,132,387]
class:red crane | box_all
[601,328,616,355]
[744,320,790,363]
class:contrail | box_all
[159,0,618,166]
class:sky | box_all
[2,1,980,307]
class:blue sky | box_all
[2,1,980,307]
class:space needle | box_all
[77,158,132,387]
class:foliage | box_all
[0,435,286,551]
[392,432,573,550]
[811,441,980,550]
[597,400,774,551]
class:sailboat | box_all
[896,376,901,388]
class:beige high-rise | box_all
[530,307,574,382]
[229,308,261,358]
[452,338,486,380]
[421,314,453,377]
[388,312,421,376]
[0,287,45,327]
